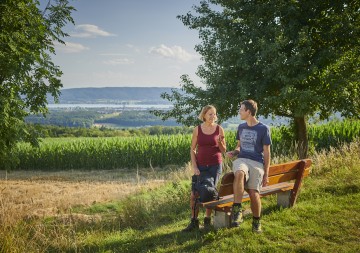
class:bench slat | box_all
[218,168,310,197]
[268,159,312,176]
[202,182,294,209]
[268,168,310,185]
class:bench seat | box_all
[200,159,312,228]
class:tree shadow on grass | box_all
[49,226,214,253]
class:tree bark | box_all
[294,116,308,159]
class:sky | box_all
[41,0,204,89]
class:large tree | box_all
[154,0,360,158]
[0,0,74,169]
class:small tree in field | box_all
[153,0,360,158]
[0,0,74,169]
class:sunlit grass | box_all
[1,140,359,252]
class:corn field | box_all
[11,119,360,171]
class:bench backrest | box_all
[218,159,312,197]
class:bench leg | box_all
[213,210,231,229]
[277,191,291,208]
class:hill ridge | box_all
[48,87,177,104]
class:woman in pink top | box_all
[183,105,226,231]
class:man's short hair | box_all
[241,100,258,116]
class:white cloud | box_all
[71,24,115,38]
[149,44,198,62]
[126,44,141,53]
[55,41,89,53]
[103,58,134,65]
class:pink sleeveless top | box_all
[196,125,222,166]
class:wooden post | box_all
[289,160,306,206]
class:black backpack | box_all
[192,172,218,203]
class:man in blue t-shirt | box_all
[226,99,271,233]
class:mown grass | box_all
[1,140,359,252]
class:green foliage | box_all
[309,119,360,151]
[25,109,182,128]
[156,0,360,122]
[14,134,193,170]
[25,124,193,138]
[10,119,360,171]
[26,109,100,127]
[0,0,74,169]
[96,110,180,127]
[153,0,360,157]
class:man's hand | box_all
[226,150,239,158]
[262,173,269,187]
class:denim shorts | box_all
[192,164,222,191]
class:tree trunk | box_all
[294,116,308,159]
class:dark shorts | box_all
[191,164,222,192]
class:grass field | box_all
[1,140,359,252]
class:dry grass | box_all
[0,168,169,227]
[0,164,193,252]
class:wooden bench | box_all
[200,159,312,228]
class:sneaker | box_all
[182,218,199,232]
[252,219,262,233]
[230,205,243,227]
[203,216,211,229]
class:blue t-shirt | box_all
[236,122,271,164]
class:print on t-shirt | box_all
[240,129,257,152]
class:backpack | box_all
[192,172,218,203]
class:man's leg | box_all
[248,189,261,217]
[247,166,263,233]
[204,208,212,228]
[249,190,262,233]
[233,170,246,203]
[231,170,246,227]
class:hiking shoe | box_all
[182,218,199,232]
[231,205,243,227]
[252,219,262,233]
[203,217,211,229]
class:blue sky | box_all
[42,0,204,89]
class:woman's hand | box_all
[193,167,200,175]
[217,134,226,153]
[217,135,224,144]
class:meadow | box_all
[1,140,359,252]
[1,119,360,252]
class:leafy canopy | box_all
[0,0,74,169]
[154,0,360,125]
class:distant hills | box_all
[48,87,178,104]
